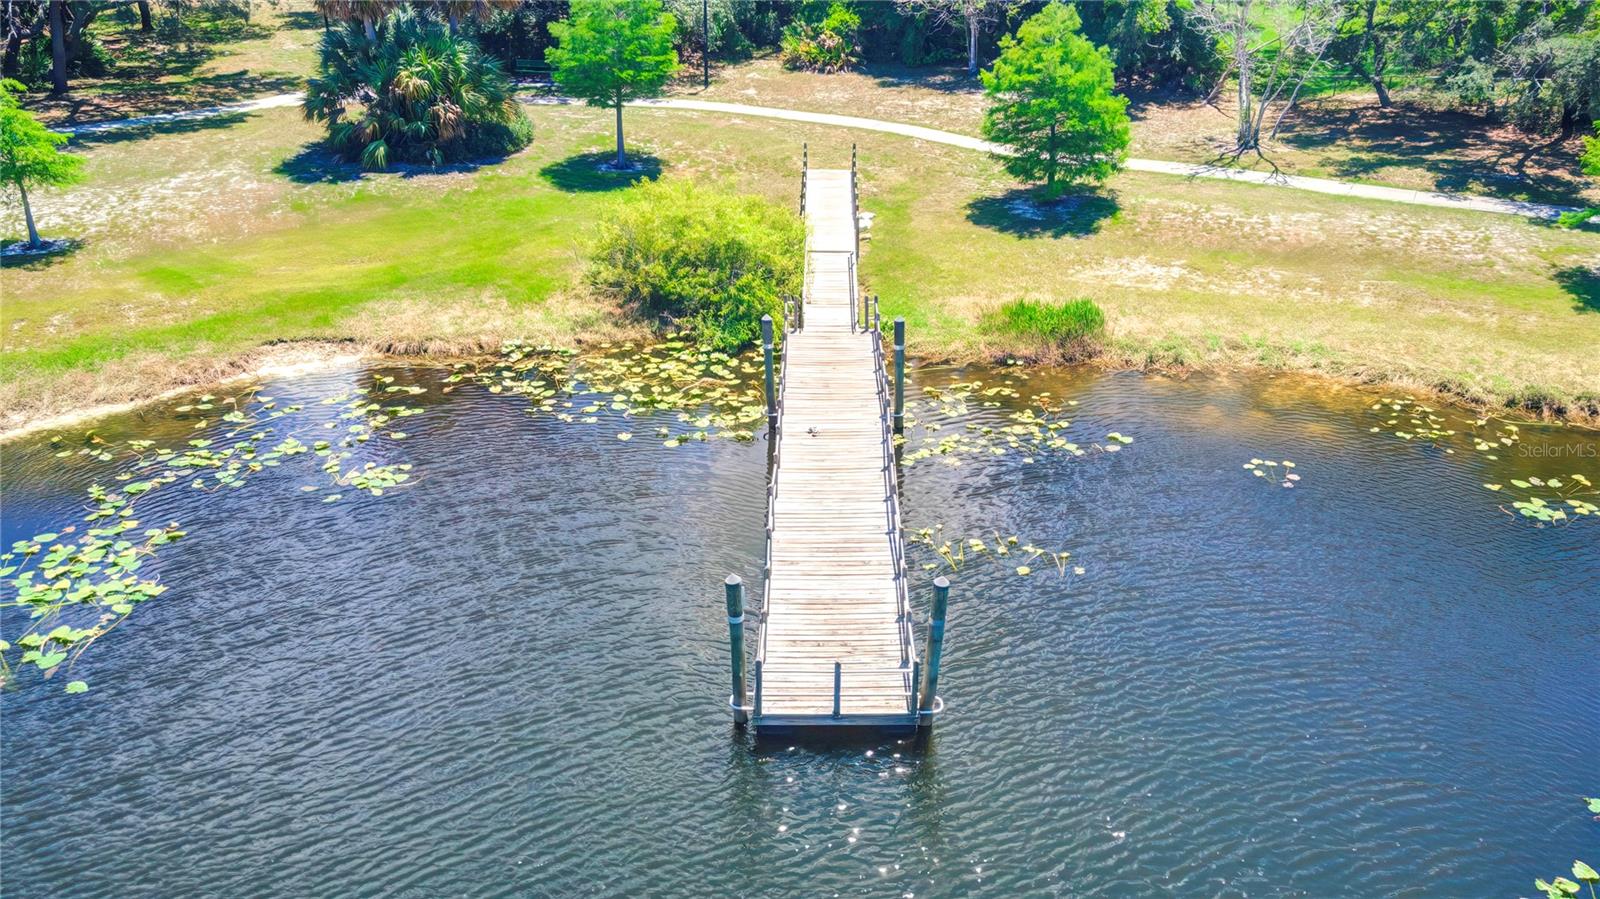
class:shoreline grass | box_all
[4,102,1598,435]
[9,325,1594,445]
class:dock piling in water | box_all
[918,577,949,726]
[754,659,763,719]
[893,317,906,434]
[726,575,748,726]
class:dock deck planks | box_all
[754,166,918,731]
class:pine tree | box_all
[980,2,1130,195]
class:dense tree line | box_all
[499,0,1597,139]
[2,0,1593,139]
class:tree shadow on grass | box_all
[965,188,1118,238]
[1,239,84,270]
[275,140,528,184]
[539,151,662,192]
[279,10,325,30]
[68,111,253,148]
[30,72,303,132]
[864,63,983,96]
[1277,98,1590,207]
[274,142,366,184]
[1553,265,1600,314]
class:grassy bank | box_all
[3,100,1598,433]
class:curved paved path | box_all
[60,91,1578,220]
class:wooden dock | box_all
[722,150,947,735]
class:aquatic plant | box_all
[908,525,1083,579]
[0,516,185,692]
[3,381,419,692]
[1366,398,1530,459]
[1370,397,1457,447]
[1484,474,1597,525]
[1530,797,1599,898]
[900,377,1105,468]
[1242,458,1301,488]
[1366,397,1597,524]
[446,337,769,445]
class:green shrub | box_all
[452,113,536,162]
[779,2,861,73]
[984,298,1106,357]
[588,180,804,350]
[303,7,532,170]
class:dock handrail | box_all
[800,142,808,214]
[848,254,858,332]
[756,662,916,717]
[869,309,918,678]
[756,314,792,668]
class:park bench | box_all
[513,59,553,83]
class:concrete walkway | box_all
[60,90,1579,221]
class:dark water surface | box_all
[2,360,1596,897]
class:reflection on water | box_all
[2,356,1596,897]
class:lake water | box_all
[3,354,1596,897]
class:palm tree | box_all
[313,0,393,42]
[437,0,520,35]
[303,6,529,170]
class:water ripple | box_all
[1,364,1596,897]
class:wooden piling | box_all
[893,318,906,434]
[725,575,748,726]
[918,577,949,725]
[754,659,763,719]
[762,315,777,431]
[832,661,842,718]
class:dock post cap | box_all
[725,573,742,586]
[934,576,950,588]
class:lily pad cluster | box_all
[898,378,1128,468]
[1484,474,1597,525]
[445,337,768,444]
[1366,398,1600,523]
[1242,458,1301,488]
[1367,397,1525,459]
[5,382,419,693]
[1530,797,1600,898]
[310,379,427,498]
[1,499,185,693]
[907,525,1083,578]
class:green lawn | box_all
[3,99,1598,430]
